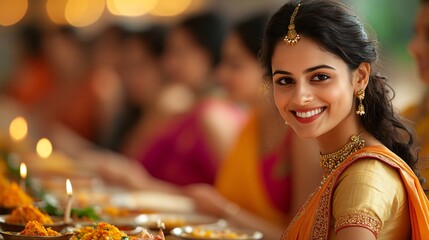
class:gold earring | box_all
[284,121,288,126]
[356,89,365,116]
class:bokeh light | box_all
[46,0,68,25]
[9,116,28,142]
[0,0,28,26]
[107,0,158,17]
[105,0,121,15]
[150,0,192,17]
[36,138,53,159]
[65,0,105,27]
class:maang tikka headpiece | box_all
[283,3,301,46]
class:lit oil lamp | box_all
[64,179,73,223]
[19,162,27,192]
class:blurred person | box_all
[43,27,98,141]
[261,1,429,239]
[6,24,54,108]
[41,25,125,152]
[101,25,168,158]
[87,25,126,143]
[186,14,321,239]
[74,13,243,190]
[134,12,246,186]
[406,0,429,191]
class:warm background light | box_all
[105,0,121,15]
[150,0,192,17]
[36,138,53,159]
[46,0,68,25]
[9,116,28,142]
[65,0,105,27]
[107,0,158,17]
[0,0,28,26]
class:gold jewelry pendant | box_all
[283,3,301,46]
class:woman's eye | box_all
[312,74,330,81]
[275,77,293,85]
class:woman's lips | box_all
[292,107,326,124]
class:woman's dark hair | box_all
[234,13,269,58]
[178,12,226,66]
[260,0,420,175]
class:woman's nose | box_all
[293,82,313,106]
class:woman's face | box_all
[119,37,162,105]
[271,38,358,139]
[409,3,429,84]
[217,33,263,103]
[163,28,212,91]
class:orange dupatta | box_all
[282,145,429,239]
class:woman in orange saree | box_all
[260,0,429,239]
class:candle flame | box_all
[9,116,28,142]
[36,138,53,159]
[20,162,27,179]
[66,179,73,195]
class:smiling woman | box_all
[260,0,429,239]
[271,39,360,140]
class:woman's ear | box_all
[353,62,370,91]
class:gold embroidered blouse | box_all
[331,159,411,239]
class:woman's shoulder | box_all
[340,146,405,182]
[340,157,402,183]
[345,145,416,177]
[337,147,407,203]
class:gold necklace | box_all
[320,131,365,178]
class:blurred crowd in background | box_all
[0,0,423,107]
[0,0,426,239]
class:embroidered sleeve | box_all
[335,210,382,238]
[332,159,407,238]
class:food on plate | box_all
[19,220,61,237]
[73,222,126,240]
[6,204,53,224]
[183,227,249,239]
[71,225,97,240]
[0,182,33,209]
[72,222,164,240]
